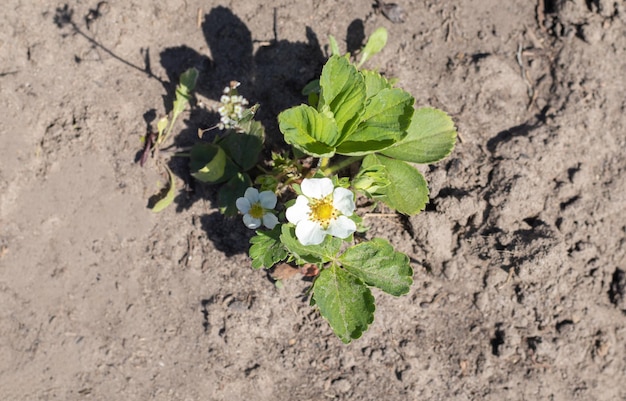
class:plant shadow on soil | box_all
[157,7,370,255]
[52,4,373,257]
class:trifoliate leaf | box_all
[278,104,339,158]
[249,226,288,269]
[380,107,457,163]
[312,264,375,344]
[362,154,429,215]
[339,238,413,296]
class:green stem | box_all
[159,111,180,146]
[255,164,271,174]
[322,155,364,176]
[318,157,330,170]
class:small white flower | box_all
[286,178,356,246]
[217,82,249,130]
[236,187,278,230]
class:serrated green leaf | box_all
[278,104,339,157]
[336,88,414,155]
[218,173,252,216]
[380,107,457,163]
[217,129,263,171]
[358,27,388,68]
[249,226,288,269]
[319,56,366,139]
[312,264,375,343]
[362,70,392,100]
[339,238,413,296]
[189,143,237,184]
[362,154,429,215]
[151,166,176,212]
[280,225,342,264]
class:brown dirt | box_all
[1,0,625,400]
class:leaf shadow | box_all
[155,7,357,254]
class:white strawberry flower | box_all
[236,187,278,229]
[286,177,356,246]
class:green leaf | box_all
[217,130,263,171]
[362,70,392,100]
[179,67,199,93]
[328,35,341,56]
[319,56,366,139]
[352,164,390,197]
[218,173,252,216]
[189,143,237,184]
[339,238,413,296]
[312,264,375,343]
[157,68,199,147]
[302,79,320,96]
[336,88,414,155]
[156,117,169,137]
[249,226,288,269]
[380,107,457,163]
[278,104,339,157]
[362,154,429,215]
[236,103,260,128]
[302,80,321,107]
[151,165,176,212]
[172,67,198,119]
[357,27,388,68]
[280,225,342,264]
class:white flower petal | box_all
[295,219,326,246]
[326,215,356,239]
[243,214,261,229]
[262,213,279,229]
[236,197,251,214]
[258,191,277,209]
[243,187,260,204]
[333,187,355,216]
[301,178,334,199]
[286,195,311,224]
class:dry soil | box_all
[1,0,625,400]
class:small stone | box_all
[443,260,458,280]
[474,292,489,311]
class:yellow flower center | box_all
[249,203,265,219]
[309,196,338,228]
